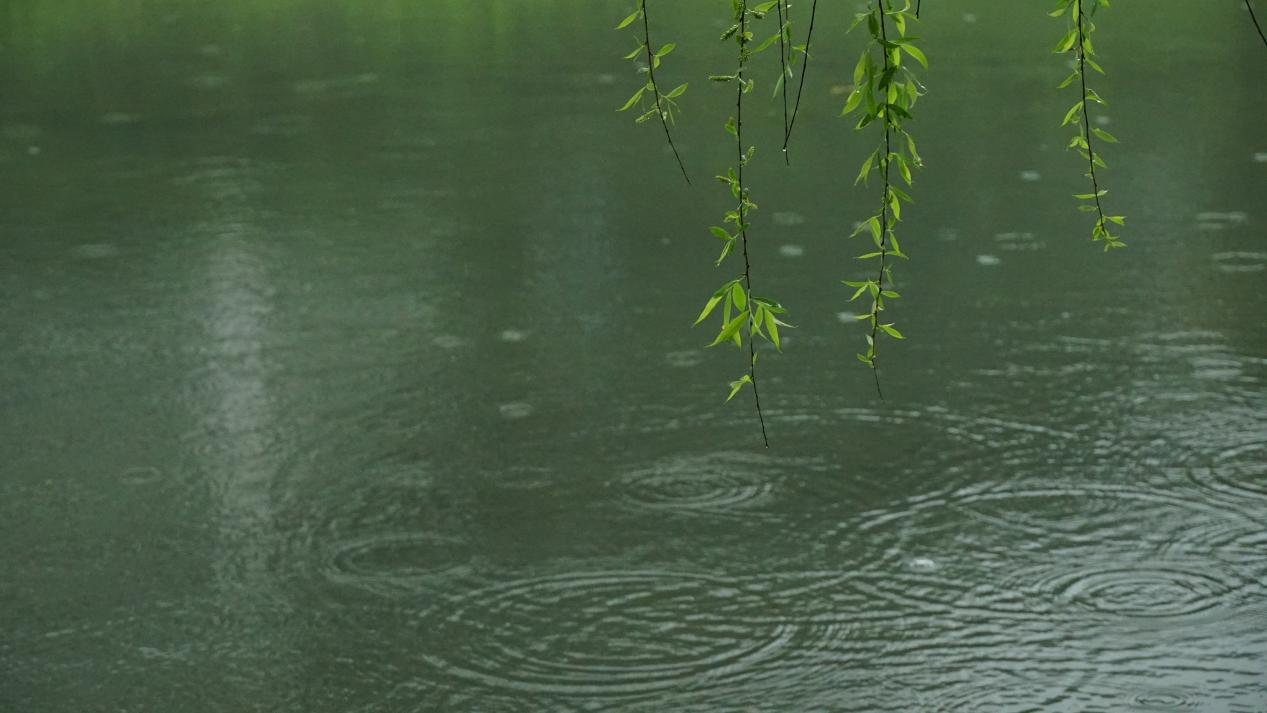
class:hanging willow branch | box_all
[774,0,792,163]
[841,0,926,396]
[784,0,819,156]
[695,0,792,447]
[616,1,691,184]
[1052,0,1125,250]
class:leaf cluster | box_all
[1052,0,1126,250]
[616,4,688,126]
[839,0,925,371]
[693,280,792,400]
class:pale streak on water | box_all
[1,1,1265,711]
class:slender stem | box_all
[736,1,770,448]
[641,0,691,185]
[1076,1,1107,230]
[776,0,791,164]
[784,0,818,155]
[869,0,890,401]
[1248,0,1267,48]
[916,0,922,19]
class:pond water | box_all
[2,1,1265,710]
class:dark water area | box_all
[2,1,1265,710]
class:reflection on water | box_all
[193,162,278,584]
[2,0,1265,711]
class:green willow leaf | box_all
[695,294,725,325]
[899,43,928,68]
[617,87,645,112]
[1091,127,1118,143]
[725,374,752,402]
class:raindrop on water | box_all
[499,402,534,420]
[908,557,938,572]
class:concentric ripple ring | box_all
[415,570,796,697]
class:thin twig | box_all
[916,0,922,19]
[783,0,818,156]
[1248,0,1267,48]
[736,1,770,447]
[775,0,791,164]
[640,0,691,184]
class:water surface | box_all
[2,1,1265,710]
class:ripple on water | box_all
[994,231,1044,251]
[121,466,163,486]
[322,531,471,597]
[415,571,801,698]
[1194,210,1248,227]
[498,402,534,420]
[1002,557,1250,626]
[612,452,785,519]
[912,670,1238,712]
[187,73,229,90]
[662,349,703,368]
[1182,438,1267,503]
[899,668,1097,713]
[101,112,141,126]
[250,114,312,138]
[1122,688,1200,710]
[1136,396,1267,504]
[1212,251,1267,273]
[292,73,379,95]
[1132,329,1230,368]
[845,404,1080,474]
[827,478,1264,621]
[73,243,120,259]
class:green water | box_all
[2,1,1266,710]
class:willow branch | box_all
[640,0,691,184]
[1076,2,1106,232]
[776,0,791,164]
[736,2,770,448]
[869,0,891,400]
[783,0,818,156]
